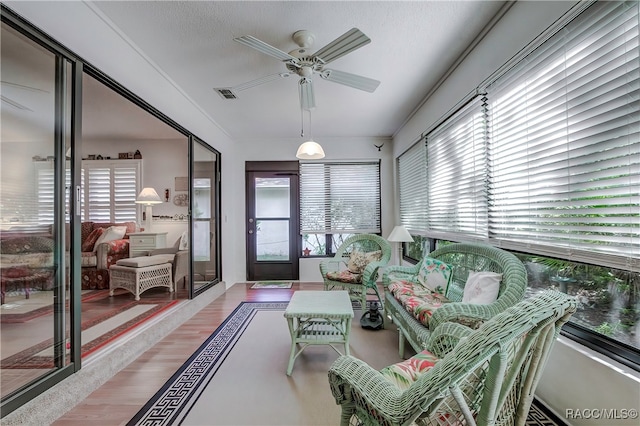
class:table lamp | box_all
[135,187,162,231]
[387,225,414,263]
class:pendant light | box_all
[296,79,325,160]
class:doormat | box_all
[250,281,293,289]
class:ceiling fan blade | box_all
[320,69,380,93]
[1,95,33,112]
[234,35,299,63]
[233,72,291,91]
[312,28,371,65]
[299,78,315,110]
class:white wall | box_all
[7,0,241,285]
[238,135,394,283]
[392,1,640,423]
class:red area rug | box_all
[1,289,179,369]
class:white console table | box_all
[128,232,167,258]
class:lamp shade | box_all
[135,187,162,205]
[387,225,414,243]
[296,140,325,160]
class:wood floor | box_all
[53,282,325,425]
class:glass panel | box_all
[255,178,290,218]
[192,143,218,288]
[0,22,64,398]
[257,220,290,261]
[193,220,210,261]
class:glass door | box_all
[245,162,299,281]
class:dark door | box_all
[246,162,299,281]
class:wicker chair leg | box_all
[399,330,406,359]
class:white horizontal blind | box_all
[487,1,640,267]
[300,161,381,234]
[82,160,140,223]
[35,162,70,225]
[427,96,489,238]
[398,139,429,232]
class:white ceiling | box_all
[88,1,507,141]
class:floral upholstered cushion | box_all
[326,269,362,284]
[380,349,440,390]
[347,250,382,274]
[388,280,449,326]
[417,257,453,296]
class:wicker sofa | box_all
[383,242,527,358]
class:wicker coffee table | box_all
[284,290,354,375]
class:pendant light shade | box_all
[296,140,325,159]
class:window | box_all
[35,162,71,225]
[396,0,640,363]
[81,159,140,222]
[300,161,381,255]
[398,138,428,233]
[37,160,140,223]
[486,0,640,270]
[427,96,488,240]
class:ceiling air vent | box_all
[214,88,237,100]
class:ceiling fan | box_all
[227,28,380,109]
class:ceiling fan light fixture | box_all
[296,140,325,160]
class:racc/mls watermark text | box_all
[565,408,638,420]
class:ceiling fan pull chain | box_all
[300,102,305,137]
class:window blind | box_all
[427,95,489,239]
[299,161,381,234]
[486,0,639,269]
[81,160,140,223]
[35,162,70,225]
[398,138,429,233]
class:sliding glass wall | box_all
[0,17,75,412]
[0,5,222,417]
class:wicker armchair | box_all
[320,234,392,308]
[328,290,577,426]
[383,243,527,357]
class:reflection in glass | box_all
[256,220,290,261]
[0,22,64,399]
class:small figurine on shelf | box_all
[134,150,142,159]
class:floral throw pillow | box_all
[347,250,382,274]
[417,257,453,296]
[81,228,105,252]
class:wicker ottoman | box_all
[109,255,174,300]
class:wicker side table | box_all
[284,290,354,375]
